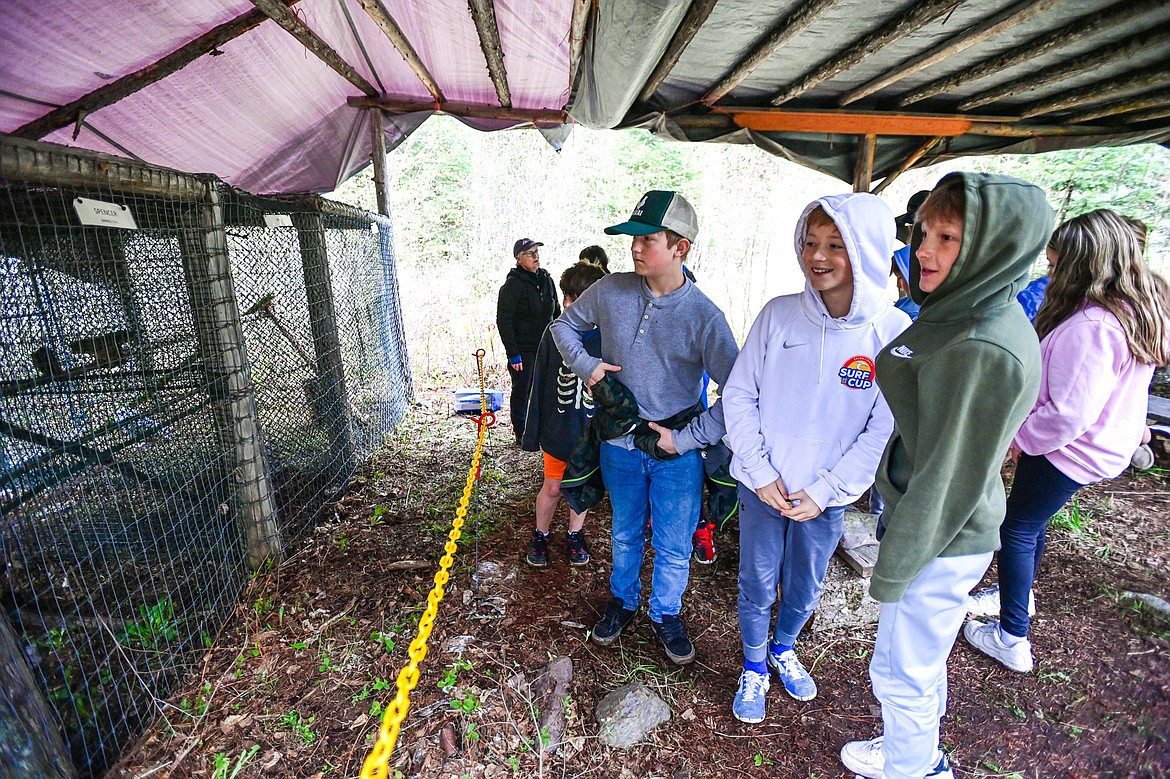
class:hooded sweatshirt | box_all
[870,173,1049,603]
[723,193,911,513]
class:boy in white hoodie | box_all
[723,194,911,723]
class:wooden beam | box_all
[356,0,444,103]
[959,29,1170,111]
[898,0,1165,107]
[769,0,964,106]
[248,0,377,96]
[1118,104,1170,124]
[717,107,973,135]
[1019,66,1170,119]
[347,95,564,124]
[10,4,299,140]
[637,0,720,105]
[702,0,837,104]
[840,0,1059,107]
[1050,86,1170,124]
[871,136,942,195]
[568,0,592,103]
[369,109,390,217]
[702,106,1121,137]
[467,0,511,109]
[853,134,876,192]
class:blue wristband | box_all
[509,355,522,366]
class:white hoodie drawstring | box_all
[818,313,826,383]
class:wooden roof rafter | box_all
[10,2,302,141]
[768,0,964,107]
[248,0,378,96]
[356,0,445,104]
[348,96,563,124]
[701,0,837,105]
[839,0,1060,107]
[1019,65,1170,119]
[897,0,1166,107]
[871,136,944,195]
[467,0,512,109]
[1059,86,1170,124]
[958,28,1170,112]
[636,0,721,107]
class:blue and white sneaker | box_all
[731,669,770,724]
[767,647,817,701]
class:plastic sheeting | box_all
[0,0,572,194]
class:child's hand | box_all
[755,478,791,512]
[647,422,677,455]
[1008,444,1021,464]
[587,361,621,387]
[780,490,821,522]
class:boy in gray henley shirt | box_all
[550,190,739,665]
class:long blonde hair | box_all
[1036,209,1169,365]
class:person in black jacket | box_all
[497,238,562,442]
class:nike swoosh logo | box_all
[891,345,913,359]
[782,340,807,349]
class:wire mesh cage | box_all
[0,137,411,777]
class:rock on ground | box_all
[595,683,670,748]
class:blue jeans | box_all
[600,442,703,622]
[998,454,1085,638]
[737,485,845,659]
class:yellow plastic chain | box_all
[360,350,494,779]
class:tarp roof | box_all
[2,0,1168,194]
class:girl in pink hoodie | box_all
[964,209,1170,673]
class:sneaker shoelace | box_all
[739,672,767,702]
[777,652,805,677]
[657,617,686,643]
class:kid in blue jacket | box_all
[722,193,911,723]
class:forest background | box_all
[330,117,1170,384]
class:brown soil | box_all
[111,389,1170,779]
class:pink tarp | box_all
[0,0,573,193]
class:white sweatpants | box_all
[869,552,992,779]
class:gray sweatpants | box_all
[737,484,845,661]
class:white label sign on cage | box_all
[73,197,138,229]
[263,214,294,228]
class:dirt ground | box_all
[112,388,1170,779]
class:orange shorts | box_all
[543,452,567,480]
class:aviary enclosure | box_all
[0,136,412,777]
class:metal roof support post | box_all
[369,108,390,217]
[291,210,356,474]
[853,134,876,192]
[180,182,282,569]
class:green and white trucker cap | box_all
[604,190,699,241]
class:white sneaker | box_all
[966,584,1035,618]
[963,619,1034,673]
[840,736,954,779]
[840,736,885,778]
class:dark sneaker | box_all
[525,530,549,568]
[592,597,638,646]
[692,521,717,564]
[566,530,590,565]
[652,614,696,665]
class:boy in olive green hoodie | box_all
[840,173,1051,779]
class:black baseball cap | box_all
[896,190,931,227]
[513,238,543,257]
